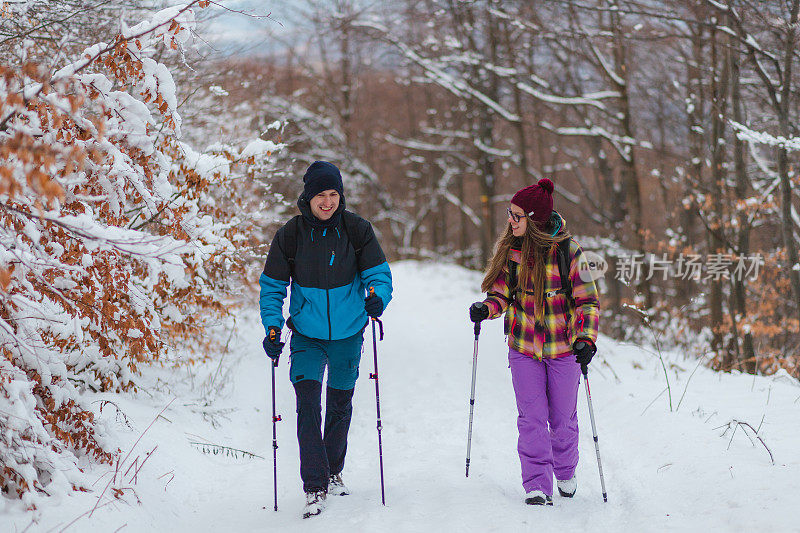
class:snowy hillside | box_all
[4,261,799,532]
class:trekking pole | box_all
[269,329,282,511]
[465,321,481,477]
[579,347,607,503]
[368,287,386,506]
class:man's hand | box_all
[365,293,384,318]
[263,326,285,364]
[469,302,490,323]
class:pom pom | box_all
[537,178,554,194]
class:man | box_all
[259,161,392,518]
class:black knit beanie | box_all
[302,161,344,200]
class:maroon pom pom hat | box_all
[510,178,554,229]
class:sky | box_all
[199,1,296,56]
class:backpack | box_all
[282,211,365,276]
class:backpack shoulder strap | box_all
[555,237,574,306]
[283,215,301,276]
[507,258,519,299]
[341,211,365,258]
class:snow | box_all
[122,5,196,45]
[208,85,229,97]
[3,261,799,531]
[472,137,512,157]
[539,122,634,163]
[241,139,281,159]
[263,120,283,132]
[586,40,625,88]
[731,120,800,151]
[515,81,615,111]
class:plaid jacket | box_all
[483,222,600,360]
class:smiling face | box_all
[309,189,340,220]
[508,203,527,237]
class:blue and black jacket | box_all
[259,196,393,341]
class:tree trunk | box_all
[776,0,800,327]
[682,20,705,312]
[729,32,756,374]
[612,9,652,311]
[708,26,730,368]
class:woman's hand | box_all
[573,338,597,365]
[469,302,490,323]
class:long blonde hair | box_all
[481,214,571,322]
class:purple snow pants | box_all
[508,348,581,496]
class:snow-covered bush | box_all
[0,1,279,508]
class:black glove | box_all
[365,293,384,318]
[469,302,489,323]
[573,338,597,366]
[263,326,284,364]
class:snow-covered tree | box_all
[0,1,281,506]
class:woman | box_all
[469,178,600,506]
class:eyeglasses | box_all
[506,207,529,223]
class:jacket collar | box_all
[548,210,567,237]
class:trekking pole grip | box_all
[474,321,481,338]
[368,286,385,340]
[269,329,280,368]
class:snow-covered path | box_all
[6,261,800,532]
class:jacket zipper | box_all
[326,249,334,340]
[510,260,519,336]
